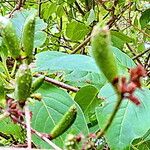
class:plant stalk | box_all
[97,90,122,138]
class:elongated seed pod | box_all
[22,14,36,64]
[50,104,77,140]
[91,24,118,83]
[0,17,20,59]
[31,75,45,93]
[14,64,32,106]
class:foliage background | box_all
[0,0,150,149]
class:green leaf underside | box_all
[64,70,106,89]
[112,47,136,68]
[35,51,100,73]
[11,9,47,48]
[96,84,150,150]
[30,83,88,149]
[35,47,135,74]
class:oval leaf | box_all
[30,83,88,149]
[96,84,150,150]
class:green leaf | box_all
[0,80,5,107]
[118,0,125,5]
[35,50,134,77]
[0,118,25,141]
[96,83,150,150]
[87,9,95,25]
[111,31,134,50]
[135,140,150,150]
[57,5,65,18]
[0,37,8,58]
[11,9,47,48]
[30,83,88,149]
[34,31,47,48]
[112,47,136,68]
[67,0,75,4]
[111,35,125,50]
[140,8,150,29]
[35,51,100,73]
[66,21,90,41]
[111,30,134,43]
[64,70,106,89]
[131,138,150,150]
[43,3,57,20]
[74,85,101,116]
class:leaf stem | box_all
[131,144,139,150]
[96,90,122,138]
[0,72,9,84]
[11,60,17,77]
[0,61,11,80]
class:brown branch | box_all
[107,2,133,28]
[31,129,62,150]
[71,2,133,54]
[71,36,91,54]
[34,74,79,92]
[38,0,42,17]
[133,48,150,60]
[9,0,23,17]
[126,43,141,65]
[11,115,62,150]
[75,1,85,16]
[145,53,150,69]
[122,16,150,38]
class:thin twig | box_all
[24,104,32,149]
[126,43,141,64]
[32,130,62,150]
[75,1,85,16]
[1,109,62,149]
[107,2,133,28]
[133,48,150,60]
[11,60,17,77]
[71,2,133,54]
[9,0,23,17]
[71,36,91,54]
[122,16,150,38]
[38,0,42,17]
[34,73,79,92]
[145,53,150,69]
[13,117,62,150]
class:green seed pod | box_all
[22,14,36,64]
[50,104,77,140]
[91,24,118,83]
[31,75,45,93]
[0,16,20,59]
[14,64,32,106]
